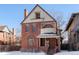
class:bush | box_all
[61,44,69,50]
[8,45,21,51]
[0,45,21,51]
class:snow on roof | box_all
[62,39,68,44]
[0,25,11,33]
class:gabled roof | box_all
[0,25,11,33]
[65,12,79,31]
[21,4,56,24]
[0,26,6,31]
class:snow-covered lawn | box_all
[0,50,79,55]
[55,50,79,55]
[0,51,46,55]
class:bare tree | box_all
[48,10,67,46]
[49,10,66,29]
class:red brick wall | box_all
[21,22,41,50]
[21,21,59,52]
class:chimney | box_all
[12,28,16,35]
[24,9,28,19]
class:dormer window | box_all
[35,12,40,19]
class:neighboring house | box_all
[65,13,79,51]
[16,36,21,46]
[21,4,60,54]
[62,31,68,44]
[0,25,16,45]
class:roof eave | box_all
[65,14,76,31]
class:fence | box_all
[0,45,20,52]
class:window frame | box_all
[32,24,36,32]
[40,38,45,46]
[26,24,30,32]
[35,12,40,19]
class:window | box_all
[40,38,45,46]
[32,24,36,32]
[35,12,40,19]
[28,37,34,46]
[26,24,30,32]
[43,24,53,28]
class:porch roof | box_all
[37,34,60,39]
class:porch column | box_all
[38,38,40,51]
[57,38,61,52]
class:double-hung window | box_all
[26,24,30,32]
[32,24,36,32]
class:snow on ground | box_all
[0,51,46,55]
[55,50,79,55]
[0,50,79,55]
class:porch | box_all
[37,34,60,54]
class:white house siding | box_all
[23,6,55,23]
[66,14,79,51]
[67,15,79,44]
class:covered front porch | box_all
[37,34,60,54]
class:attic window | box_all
[35,12,40,19]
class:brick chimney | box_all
[24,9,28,19]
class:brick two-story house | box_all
[21,4,60,54]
